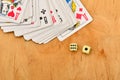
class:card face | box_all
[5,0,53,37]
[0,0,28,23]
[0,0,34,27]
[2,0,41,34]
[23,0,61,41]
[61,0,77,25]
[25,0,64,42]
[39,0,53,28]
[13,0,54,37]
[58,0,93,41]
[1,0,37,33]
[13,0,42,36]
[0,0,93,44]
[48,0,60,25]
[32,0,75,44]
[18,0,34,24]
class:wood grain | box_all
[0,0,120,80]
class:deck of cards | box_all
[0,0,93,44]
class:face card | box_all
[0,0,34,27]
[1,0,37,33]
[0,0,28,23]
[58,0,93,41]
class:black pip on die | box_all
[69,43,78,52]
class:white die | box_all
[69,43,78,51]
[82,45,91,54]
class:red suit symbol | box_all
[76,8,88,21]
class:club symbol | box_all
[41,9,46,14]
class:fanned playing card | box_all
[23,0,61,41]
[1,0,38,33]
[13,0,54,37]
[0,0,34,27]
[0,0,28,23]
[31,0,77,44]
[0,0,93,44]
[1,0,41,36]
[58,0,93,41]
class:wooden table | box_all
[0,0,120,80]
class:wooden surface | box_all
[0,0,120,80]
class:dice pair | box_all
[69,43,91,54]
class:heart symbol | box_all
[8,11,15,17]
[17,7,22,11]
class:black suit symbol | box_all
[39,16,48,24]
[41,9,46,14]
[44,16,48,24]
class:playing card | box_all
[40,0,78,44]
[0,0,93,44]
[7,0,55,37]
[58,0,93,41]
[31,0,70,43]
[32,0,77,44]
[23,0,61,41]
[61,0,77,25]
[1,0,37,34]
[39,0,53,28]
[11,0,52,37]
[0,0,34,27]
[0,0,28,23]
[1,0,40,34]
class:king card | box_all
[0,0,28,23]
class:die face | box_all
[69,43,78,51]
[82,45,91,54]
